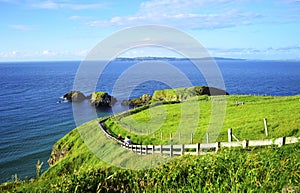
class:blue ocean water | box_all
[0,59,299,183]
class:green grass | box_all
[152,86,210,102]
[91,92,107,101]
[1,142,299,192]
[106,95,300,145]
[1,94,299,192]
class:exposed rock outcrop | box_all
[195,86,229,96]
[121,94,152,107]
[48,146,69,166]
[90,92,117,107]
[152,86,228,102]
[63,91,86,102]
[121,86,228,107]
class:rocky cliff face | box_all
[195,86,229,96]
[152,86,228,102]
[48,145,69,166]
[121,94,152,107]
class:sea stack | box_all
[89,92,117,107]
[63,91,86,102]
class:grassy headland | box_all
[106,94,300,145]
[1,93,299,192]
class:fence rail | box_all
[98,120,299,157]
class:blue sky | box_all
[1,0,300,61]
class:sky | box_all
[1,0,300,61]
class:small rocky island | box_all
[89,92,117,107]
[63,91,86,102]
[63,86,228,108]
[63,91,117,107]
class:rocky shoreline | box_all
[121,86,229,107]
[63,86,228,108]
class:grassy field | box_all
[1,134,299,192]
[1,94,299,192]
[105,95,300,145]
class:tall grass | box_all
[1,142,299,192]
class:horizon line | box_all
[0,56,300,63]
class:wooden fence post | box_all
[140,145,143,155]
[181,144,185,155]
[170,145,173,157]
[160,145,163,154]
[152,145,155,154]
[264,118,268,136]
[206,133,209,143]
[196,143,201,155]
[242,140,248,149]
[215,142,221,152]
[145,145,148,154]
[278,136,286,147]
[228,128,232,142]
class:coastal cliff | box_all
[122,86,228,107]
[1,94,299,192]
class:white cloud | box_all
[88,10,260,29]
[31,1,104,10]
[68,15,81,20]
[87,0,261,29]
[0,50,19,58]
[0,49,90,61]
[42,50,52,56]
[208,46,300,59]
[68,15,91,20]
[9,24,32,31]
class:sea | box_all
[0,58,299,183]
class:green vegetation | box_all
[1,141,299,192]
[153,86,202,101]
[1,94,299,192]
[125,86,226,107]
[91,92,107,101]
[108,95,300,145]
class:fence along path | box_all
[98,120,300,157]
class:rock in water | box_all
[89,92,117,107]
[63,91,86,102]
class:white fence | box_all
[98,121,300,157]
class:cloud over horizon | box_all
[87,0,263,29]
[9,24,32,31]
[1,0,299,61]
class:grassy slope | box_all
[1,95,300,192]
[1,141,299,192]
[106,95,300,145]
